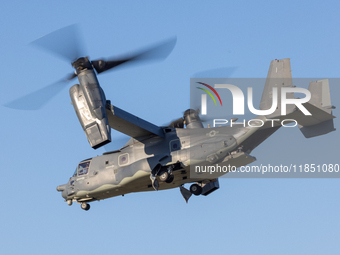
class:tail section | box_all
[308,79,332,114]
[260,58,336,138]
[260,58,294,113]
[298,79,336,138]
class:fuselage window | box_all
[78,161,90,176]
[118,153,129,166]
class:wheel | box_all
[159,170,169,182]
[190,184,202,196]
[165,175,174,183]
[85,204,90,211]
[81,202,90,211]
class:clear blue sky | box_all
[1,1,340,254]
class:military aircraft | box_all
[5,26,336,210]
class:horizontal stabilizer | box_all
[105,103,164,138]
[289,102,335,127]
[299,119,335,138]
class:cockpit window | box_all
[73,168,77,177]
[78,161,91,176]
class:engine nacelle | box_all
[184,109,204,129]
[69,83,111,149]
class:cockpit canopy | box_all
[73,159,92,177]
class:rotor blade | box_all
[65,72,77,81]
[190,67,238,118]
[92,37,177,74]
[167,118,184,128]
[160,116,185,128]
[4,78,69,110]
[30,24,84,62]
[192,67,238,78]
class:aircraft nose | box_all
[62,189,68,199]
[56,184,66,192]
[57,184,69,199]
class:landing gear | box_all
[190,184,202,196]
[159,170,174,183]
[81,202,90,211]
[67,200,73,206]
[159,165,174,183]
[150,174,159,191]
[165,175,174,183]
[159,170,169,182]
[151,165,174,190]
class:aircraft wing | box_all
[105,103,165,138]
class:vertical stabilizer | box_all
[308,79,332,114]
[298,79,336,138]
[260,58,294,111]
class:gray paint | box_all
[57,58,336,210]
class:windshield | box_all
[77,160,91,176]
[73,168,77,177]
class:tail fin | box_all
[298,79,336,138]
[308,79,332,114]
[260,58,294,112]
[261,58,336,138]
